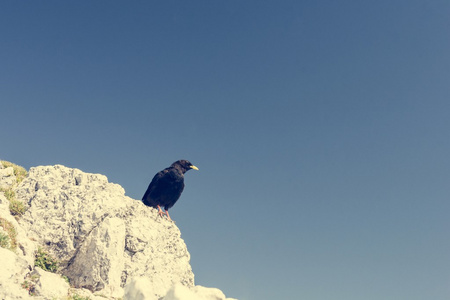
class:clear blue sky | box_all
[1,1,449,299]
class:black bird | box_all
[142,160,199,221]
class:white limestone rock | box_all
[16,165,195,299]
[31,267,70,299]
[192,285,228,300]
[0,178,38,299]
[0,163,235,300]
[123,277,157,300]
[124,281,238,300]
[0,247,33,300]
[163,284,238,300]
[65,216,126,298]
[163,284,198,300]
[0,195,37,266]
[0,166,15,188]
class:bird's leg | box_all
[157,205,165,217]
[165,210,172,222]
[157,206,174,222]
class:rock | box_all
[123,277,157,300]
[0,196,37,266]
[163,284,238,300]
[0,163,236,300]
[125,282,238,300]
[0,247,33,300]
[65,216,126,298]
[0,166,15,188]
[164,284,198,300]
[31,267,70,299]
[16,165,195,299]
[68,287,113,300]
[192,285,228,300]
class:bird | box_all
[142,160,199,221]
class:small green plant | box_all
[0,187,27,217]
[0,187,15,201]
[35,247,59,272]
[0,231,10,248]
[70,294,91,300]
[62,275,70,284]
[21,273,39,296]
[9,199,27,216]
[21,280,36,296]
[0,161,28,218]
[1,160,28,183]
[0,217,17,250]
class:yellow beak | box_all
[190,165,199,171]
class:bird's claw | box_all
[157,206,174,222]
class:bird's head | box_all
[172,160,199,173]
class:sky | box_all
[1,1,449,299]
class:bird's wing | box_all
[142,169,169,201]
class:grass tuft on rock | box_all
[0,217,17,250]
[9,199,27,216]
[0,161,29,217]
[0,187,27,217]
[0,187,15,201]
[70,294,91,300]
[35,247,59,273]
[1,160,28,184]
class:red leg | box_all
[165,210,172,221]
[157,206,174,222]
[157,205,164,217]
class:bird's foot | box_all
[157,206,165,218]
[157,206,174,222]
[164,211,174,223]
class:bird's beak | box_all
[190,165,199,171]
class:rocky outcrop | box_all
[0,247,33,299]
[0,166,16,188]
[0,162,236,300]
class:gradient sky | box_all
[1,1,449,299]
